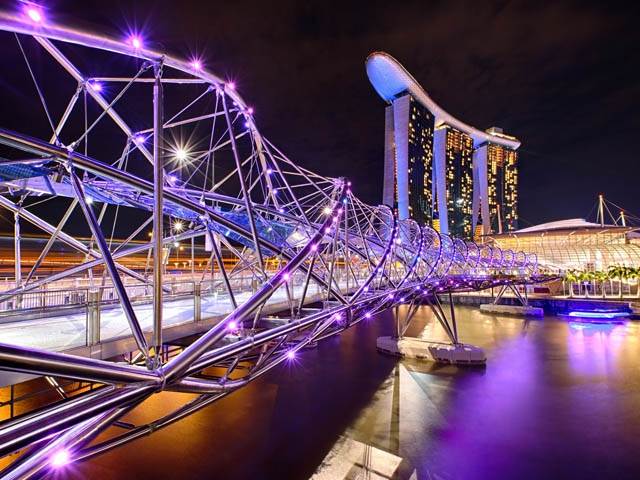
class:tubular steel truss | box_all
[0,10,546,479]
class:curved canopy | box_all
[366,51,521,149]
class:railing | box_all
[0,271,354,352]
[565,279,640,299]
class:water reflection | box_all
[77,306,640,479]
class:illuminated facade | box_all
[368,51,521,238]
[489,219,640,271]
[382,95,435,224]
[434,126,474,238]
[486,132,519,233]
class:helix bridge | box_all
[0,8,550,478]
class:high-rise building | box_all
[486,139,519,232]
[434,125,474,238]
[367,51,521,238]
[382,94,435,224]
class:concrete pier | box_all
[377,336,486,365]
[479,303,544,317]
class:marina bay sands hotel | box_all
[366,52,520,238]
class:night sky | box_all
[14,0,640,226]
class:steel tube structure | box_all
[0,10,551,477]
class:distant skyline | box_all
[15,0,640,227]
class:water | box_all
[74,305,640,479]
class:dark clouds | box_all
[47,0,640,225]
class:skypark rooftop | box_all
[365,51,521,149]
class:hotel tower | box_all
[368,52,520,238]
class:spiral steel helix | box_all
[0,9,548,478]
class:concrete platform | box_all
[377,336,486,365]
[480,303,544,317]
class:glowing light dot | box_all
[191,60,202,71]
[226,81,235,90]
[247,107,254,114]
[175,148,188,161]
[129,35,143,49]
[50,449,70,468]
[323,207,332,215]
[266,168,273,175]
[286,350,296,360]
[283,273,290,281]
[227,320,238,331]
[310,244,318,252]
[134,134,145,144]
[365,313,372,319]
[90,82,102,92]
[26,7,43,23]
[85,196,93,205]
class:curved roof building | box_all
[488,219,640,272]
[366,51,520,149]
[366,51,521,238]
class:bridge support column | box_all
[14,211,21,308]
[152,59,164,368]
[194,283,201,323]
[87,289,101,346]
[479,284,544,316]
[377,295,486,366]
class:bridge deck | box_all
[0,281,345,386]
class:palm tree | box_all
[625,266,640,298]
[565,269,579,298]
[608,265,634,298]
[594,271,608,298]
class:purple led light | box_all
[283,272,290,282]
[134,134,145,144]
[129,35,143,49]
[227,320,238,331]
[191,59,202,71]
[286,350,296,360]
[50,449,70,468]
[90,82,102,92]
[167,174,179,186]
[365,312,372,319]
[247,107,254,114]
[266,168,273,175]
[25,6,43,23]
[310,244,318,252]
[226,81,235,90]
